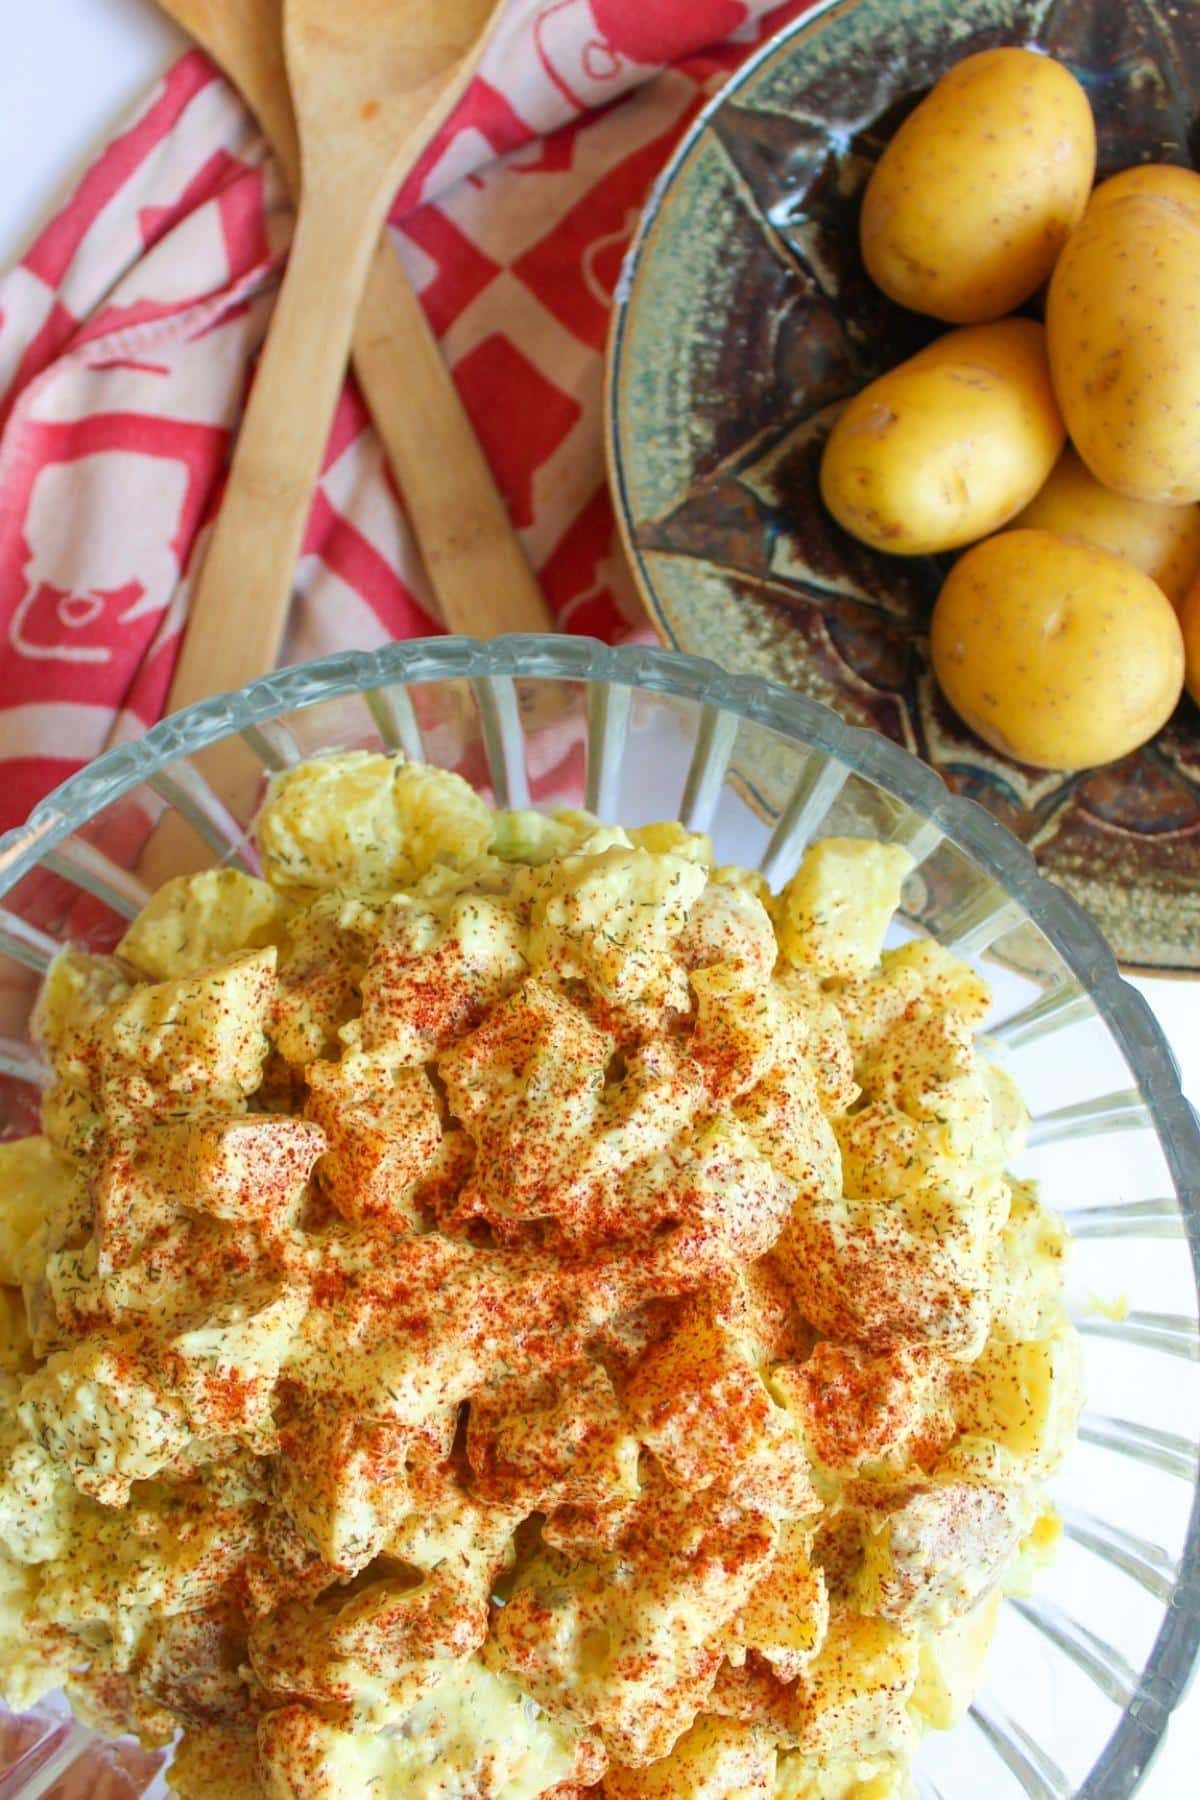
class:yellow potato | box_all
[1047,190,1200,501]
[1180,575,1200,706]
[859,48,1095,323]
[1085,161,1200,223]
[930,529,1184,770]
[820,320,1064,555]
[1013,446,1200,608]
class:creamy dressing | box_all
[0,753,1080,1800]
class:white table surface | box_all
[1,3,1197,1793]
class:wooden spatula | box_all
[163,0,551,719]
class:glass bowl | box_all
[0,634,1196,1800]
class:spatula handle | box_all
[165,189,383,713]
[351,241,554,637]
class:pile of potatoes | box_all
[818,46,1200,771]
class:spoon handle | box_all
[354,242,554,638]
[166,185,387,712]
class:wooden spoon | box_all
[164,0,551,719]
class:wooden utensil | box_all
[163,0,551,719]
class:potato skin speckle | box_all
[1047,178,1200,503]
[1012,444,1200,608]
[930,528,1184,770]
[860,47,1095,323]
[820,320,1064,555]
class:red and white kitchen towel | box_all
[0,0,811,833]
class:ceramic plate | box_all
[607,0,1200,975]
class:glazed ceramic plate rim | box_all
[604,0,1199,981]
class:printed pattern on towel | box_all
[0,1,812,830]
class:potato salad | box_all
[0,752,1081,1799]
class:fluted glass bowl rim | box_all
[0,632,1196,1797]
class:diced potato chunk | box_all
[855,1477,1032,1627]
[833,939,991,1069]
[257,752,491,898]
[774,1747,909,1799]
[0,1549,72,1709]
[164,1727,262,1800]
[272,1412,415,1578]
[118,869,287,979]
[677,879,776,984]
[0,1135,84,1286]
[787,1611,920,1762]
[360,894,527,1064]
[256,1660,589,1800]
[628,822,714,866]
[0,1423,77,1563]
[171,1285,307,1450]
[771,1344,953,1475]
[438,979,610,1135]
[437,980,611,1230]
[306,1054,441,1225]
[776,1191,991,1356]
[738,1524,829,1681]
[469,1360,639,1513]
[734,1049,841,1201]
[96,948,276,1114]
[634,1119,799,1275]
[690,965,797,1105]
[249,1565,483,1716]
[604,1716,776,1798]
[910,1590,1000,1729]
[775,841,912,979]
[35,1468,261,1661]
[272,890,387,1065]
[18,1335,191,1504]
[32,949,130,1082]
[491,1488,775,1766]
[989,1180,1071,1343]
[952,1326,1083,1473]
[526,841,705,1018]
[186,1114,326,1227]
[624,1306,791,1498]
